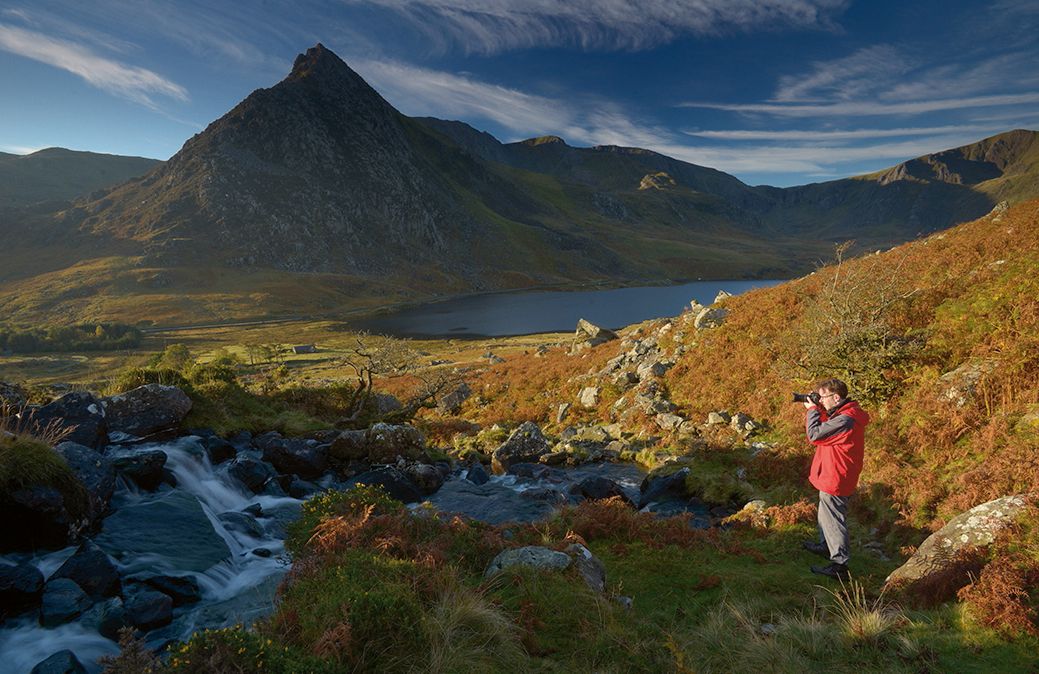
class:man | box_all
[802,377,870,580]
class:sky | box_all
[1,0,1037,187]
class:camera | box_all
[792,392,821,404]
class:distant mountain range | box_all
[1,43,1037,326]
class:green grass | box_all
[0,436,89,520]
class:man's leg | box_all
[817,491,850,566]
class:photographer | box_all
[798,378,870,580]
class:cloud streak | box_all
[0,23,188,108]
[680,92,1039,117]
[345,0,849,53]
[684,124,1006,141]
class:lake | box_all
[348,279,785,337]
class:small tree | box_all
[788,241,922,404]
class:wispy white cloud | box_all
[773,45,907,102]
[680,92,1039,117]
[0,23,188,108]
[684,124,1006,141]
[344,0,849,54]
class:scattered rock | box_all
[655,413,685,430]
[202,436,237,464]
[938,358,998,407]
[579,386,600,408]
[111,450,168,490]
[54,441,116,524]
[555,402,571,424]
[538,451,568,465]
[565,543,607,592]
[218,511,264,539]
[49,540,121,600]
[465,462,490,485]
[571,319,618,353]
[80,597,128,641]
[706,411,730,425]
[40,578,91,627]
[123,586,173,631]
[262,438,328,480]
[366,423,425,463]
[405,463,445,495]
[485,546,572,577]
[713,290,733,303]
[730,412,757,435]
[573,477,632,505]
[135,574,201,606]
[348,466,422,503]
[29,650,87,674]
[0,381,28,408]
[639,467,691,509]
[0,562,45,617]
[228,457,278,493]
[491,422,551,474]
[885,494,1030,588]
[694,307,728,330]
[438,383,472,414]
[102,384,192,437]
[329,429,368,462]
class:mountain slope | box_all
[0,148,159,210]
[0,43,1037,325]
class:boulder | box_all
[492,422,551,474]
[404,463,445,495]
[366,423,425,463]
[218,511,265,539]
[438,383,472,415]
[373,393,404,417]
[329,429,368,462]
[95,490,231,572]
[2,485,78,553]
[706,411,730,425]
[485,546,572,577]
[228,457,278,493]
[573,477,632,506]
[885,494,1030,588]
[713,290,733,304]
[31,392,108,449]
[571,319,618,353]
[262,438,328,479]
[49,540,121,600]
[134,574,201,606]
[55,442,116,521]
[40,578,91,627]
[555,402,571,424]
[636,360,670,380]
[0,562,45,617]
[80,597,128,641]
[579,387,600,408]
[289,478,321,499]
[348,466,422,504]
[465,462,490,485]
[565,543,607,592]
[938,358,998,407]
[102,384,192,437]
[123,586,173,631]
[639,467,691,509]
[29,650,87,674]
[203,436,237,464]
[694,307,728,330]
[111,450,168,491]
[730,413,757,434]
[655,413,684,431]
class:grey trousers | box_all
[817,491,851,565]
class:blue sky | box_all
[1,0,1037,187]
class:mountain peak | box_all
[519,135,568,147]
[285,43,370,90]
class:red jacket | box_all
[806,399,870,496]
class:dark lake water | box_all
[348,279,785,337]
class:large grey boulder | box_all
[228,457,278,493]
[491,422,551,474]
[111,449,168,491]
[938,358,998,407]
[55,442,116,523]
[366,423,425,463]
[102,384,192,437]
[438,383,472,414]
[346,466,422,504]
[30,650,87,674]
[885,494,1031,588]
[49,540,121,600]
[95,491,231,572]
[40,579,91,627]
[694,307,728,330]
[31,392,108,449]
[485,546,572,577]
[261,438,328,479]
[0,562,45,617]
[571,319,618,353]
[329,429,368,462]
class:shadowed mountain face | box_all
[2,43,1038,324]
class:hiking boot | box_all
[811,562,850,581]
[802,540,829,558]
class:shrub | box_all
[823,576,906,644]
[167,626,332,673]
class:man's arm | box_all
[805,408,855,442]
